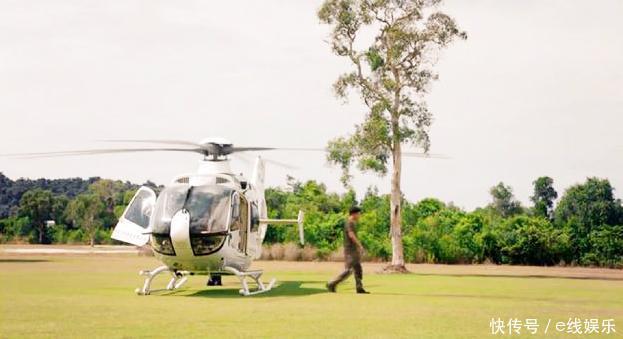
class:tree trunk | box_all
[384,140,409,273]
[38,224,44,244]
[90,234,95,247]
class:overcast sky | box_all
[1,0,621,210]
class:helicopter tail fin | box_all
[252,156,269,247]
[251,156,266,192]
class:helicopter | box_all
[111,140,306,296]
[4,137,445,296]
[9,137,306,296]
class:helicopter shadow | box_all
[0,259,50,263]
[183,280,327,299]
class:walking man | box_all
[327,206,369,294]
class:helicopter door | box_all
[239,197,249,254]
[111,187,156,246]
[230,193,249,255]
[248,202,261,258]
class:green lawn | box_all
[1,253,622,338]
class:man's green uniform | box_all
[327,220,363,290]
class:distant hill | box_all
[0,173,142,218]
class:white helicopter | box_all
[113,140,307,296]
[11,137,306,296]
[6,137,443,296]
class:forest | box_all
[1,172,621,267]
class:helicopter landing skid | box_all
[224,266,277,296]
[135,265,189,295]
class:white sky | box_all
[1,0,622,210]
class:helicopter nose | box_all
[169,209,193,258]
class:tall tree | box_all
[531,176,557,219]
[88,179,132,228]
[489,182,522,218]
[555,177,623,258]
[18,189,65,243]
[88,179,125,213]
[318,0,466,271]
[65,194,105,246]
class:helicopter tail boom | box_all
[259,210,305,245]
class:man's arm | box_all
[347,228,364,253]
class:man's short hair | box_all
[349,206,362,215]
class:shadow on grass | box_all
[178,280,327,298]
[409,272,623,281]
[0,259,50,263]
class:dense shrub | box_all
[496,216,570,265]
[581,225,623,267]
[1,175,622,267]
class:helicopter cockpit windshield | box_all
[186,186,232,235]
[150,184,234,256]
[150,185,188,235]
[150,185,234,234]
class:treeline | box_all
[0,173,101,218]
[0,173,159,245]
[264,177,623,268]
[0,173,622,267]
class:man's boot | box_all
[326,282,336,293]
[207,275,222,286]
[356,282,369,294]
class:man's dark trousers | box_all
[328,255,363,290]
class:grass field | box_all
[1,248,622,338]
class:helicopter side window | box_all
[229,192,250,254]
[229,193,249,233]
[230,195,240,231]
[250,203,260,232]
[124,189,154,228]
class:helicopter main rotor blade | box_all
[233,152,299,170]
[1,147,205,159]
[402,152,450,159]
[232,147,277,152]
[263,157,300,170]
[239,147,449,159]
[233,147,326,153]
[99,139,205,148]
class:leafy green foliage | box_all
[18,189,67,243]
[489,182,522,218]
[65,194,106,246]
[496,216,570,265]
[531,176,557,219]
[319,0,467,268]
[0,174,621,267]
[0,172,100,218]
[320,0,467,179]
[555,177,623,262]
[582,225,623,266]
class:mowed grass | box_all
[1,253,622,338]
